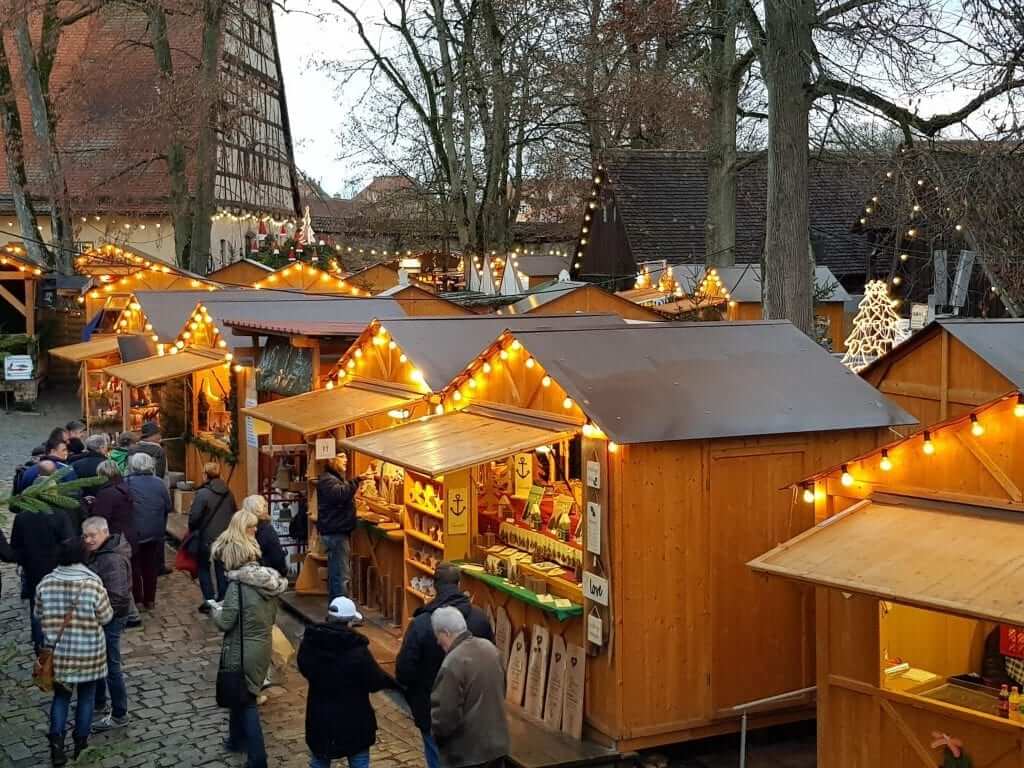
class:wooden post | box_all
[24,277,35,336]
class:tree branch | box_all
[816,0,879,25]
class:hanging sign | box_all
[495,606,512,668]
[506,630,528,707]
[445,469,470,536]
[586,460,601,489]
[314,437,336,460]
[543,635,568,730]
[587,609,604,646]
[561,643,586,739]
[583,571,609,606]
[586,502,602,555]
[245,396,259,448]
[524,625,551,719]
[3,355,32,381]
[512,453,533,498]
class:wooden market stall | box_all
[76,244,220,323]
[0,244,43,401]
[860,318,1024,430]
[337,320,914,750]
[238,314,625,621]
[750,391,1024,768]
[206,258,274,287]
[251,261,365,294]
[342,262,402,295]
[496,279,665,322]
[375,282,472,316]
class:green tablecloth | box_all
[455,563,582,621]
[356,517,402,542]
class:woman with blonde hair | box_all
[241,495,288,578]
[210,509,287,768]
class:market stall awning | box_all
[749,496,1024,626]
[241,383,421,437]
[104,349,224,388]
[338,407,579,477]
[49,335,122,363]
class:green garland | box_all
[0,469,105,524]
[184,434,238,465]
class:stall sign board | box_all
[445,470,470,536]
[512,453,533,498]
[587,610,604,646]
[543,635,568,730]
[315,437,336,460]
[4,355,33,381]
[586,460,601,489]
[245,396,259,448]
[586,502,602,555]
[583,571,609,606]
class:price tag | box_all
[587,610,604,646]
[586,460,600,489]
[586,502,602,555]
[315,437,336,460]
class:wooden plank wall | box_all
[609,427,883,746]
[524,286,666,322]
[864,329,1014,430]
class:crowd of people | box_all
[1,425,511,768]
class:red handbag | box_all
[175,534,200,579]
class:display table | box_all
[457,563,582,621]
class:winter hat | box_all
[328,596,362,623]
[140,422,161,438]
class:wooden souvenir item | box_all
[524,624,551,719]
[506,630,528,707]
[543,634,568,730]
[495,605,512,666]
[561,642,586,739]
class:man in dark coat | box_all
[83,516,132,731]
[124,452,171,609]
[396,563,495,768]
[66,420,88,461]
[297,597,398,768]
[316,452,370,601]
[187,463,237,609]
[9,492,74,651]
[16,438,77,492]
[127,422,166,478]
[71,434,109,479]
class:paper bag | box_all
[271,625,295,668]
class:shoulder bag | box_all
[33,598,78,692]
[215,582,252,708]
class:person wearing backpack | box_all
[188,463,237,611]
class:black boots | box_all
[48,734,67,766]
[73,737,89,761]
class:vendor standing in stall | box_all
[316,453,374,603]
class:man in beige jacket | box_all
[430,606,509,768]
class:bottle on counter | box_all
[999,684,1011,718]
[1011,687,1021,721]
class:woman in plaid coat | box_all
[35,538,113,766]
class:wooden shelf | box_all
[406,558,436,576]
[307,552,327,562]
[406,528,445,550]
[406,586,433,602]
[406,500,444,520]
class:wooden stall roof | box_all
[338,406,579,477]
[133,289,245,341]
[497,280,664,320]
[49,335,122,362]
[206,258,274,285]
[749,495,1024,626]
[368,314,626,391]
[241,383,420,436]
[508,321,915,444]
[860,318,1024,389]
[0,245,45,276]
[104,348,224,387]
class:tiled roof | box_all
[599,149,880,276]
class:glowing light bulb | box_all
[399,354,408,364]
[840,466,854,487]
[467,378,477,389]
[453,390,462,402]
[510,340,522,351]
[410,369,424,384]
[582,424,595,438]
[802,487,815,504]
[346,360,355,370]
[1015,394,1024,417]
[541,376,551,387]
[562,397,573,410]
[354,349,363,359]
[482,362,492,374]
[525,358,535,369]
[608,442,619,454]
[435,404,444,415]
[879,450,892,472]
[922,432,935,455]
[325,380,334,390]
[969,414,984,437]
[388,341,397,350]
[499,350,509,361]
[225,352,233,362]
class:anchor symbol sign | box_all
[515,456,530,480]
[449,492,466,518]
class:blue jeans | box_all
[310,751,370,768]
[94,618,128,717]
[228,702,267,768]
[51,680,98,741]
[199,557,228,602]
[28,595,43,652]
[421,729,440,768]
[321,533,351,600]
